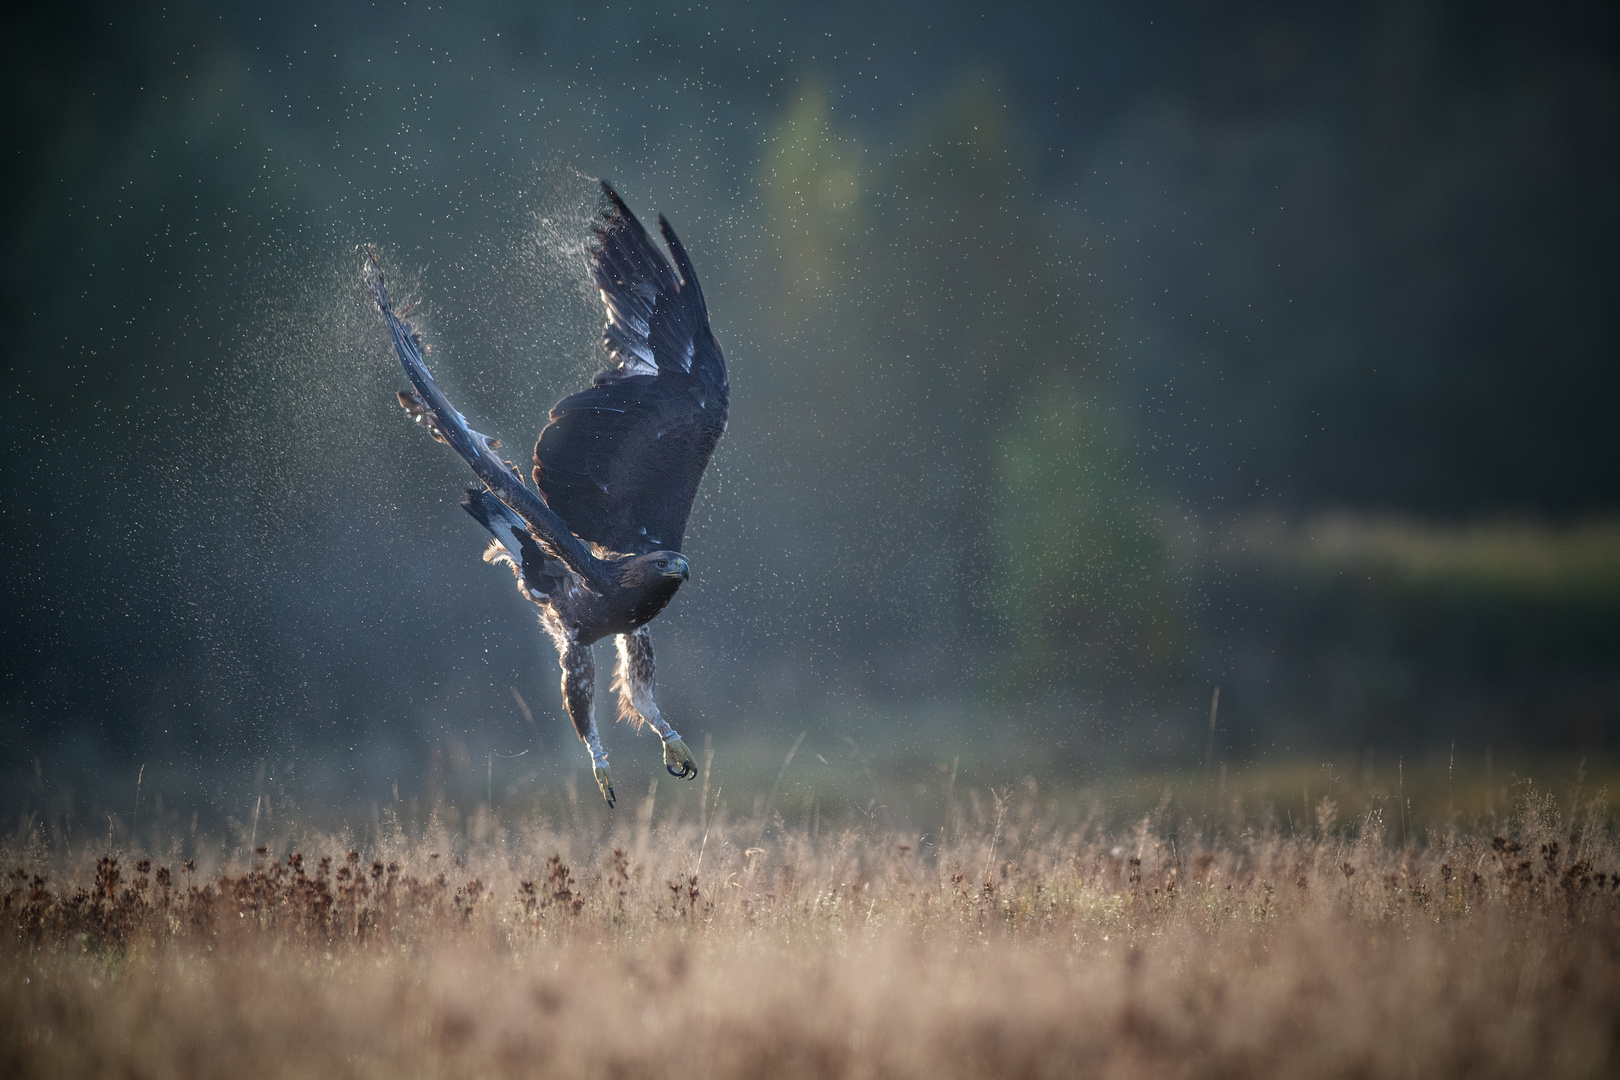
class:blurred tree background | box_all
[2,0,1617,824]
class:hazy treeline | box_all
[2,0,1617,814]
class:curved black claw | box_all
[662,736,697,779]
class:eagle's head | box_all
[616,551,691,622]
[621,551,689,584]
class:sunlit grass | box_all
[5,771,1619,1078]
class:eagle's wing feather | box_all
[533,183,729,555]
[537,376,725,554]
[367,257,612,592]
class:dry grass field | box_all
[4,771,1619,1079]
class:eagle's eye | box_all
[657,558,669,568]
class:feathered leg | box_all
[614,626,696,779]
[555,633,614,807]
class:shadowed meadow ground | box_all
[4,756,1619,1079]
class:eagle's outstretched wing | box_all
[533,182,729,556]
[367,254,614,593]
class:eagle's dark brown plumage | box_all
[368,182,729,807]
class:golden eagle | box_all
[367,182,728,807]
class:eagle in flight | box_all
[367,182,728,807]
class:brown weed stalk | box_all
[2,786,1618,1079]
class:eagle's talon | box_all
[662,737,697,780]
[594,765,616,808]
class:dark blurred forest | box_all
[2,0,1617,825]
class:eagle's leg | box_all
[556,635,615,807]
[614,626,697,779]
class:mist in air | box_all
[3,0,1617,834]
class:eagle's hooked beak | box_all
[664,554,691,581]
